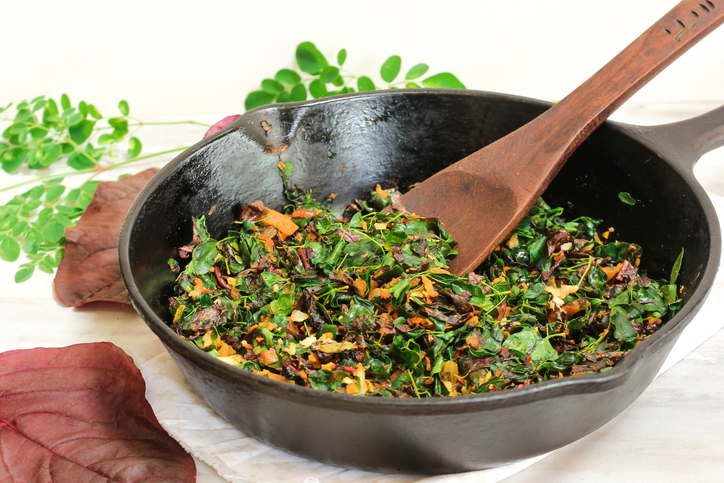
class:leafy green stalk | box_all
[0,95,210,281]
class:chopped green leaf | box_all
[618,192,636,205]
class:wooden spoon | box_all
[397,0,724,275]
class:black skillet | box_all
[119,89,724,474]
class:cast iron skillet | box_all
[119,89,724,474]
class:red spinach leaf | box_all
[0,342,195,482]
[54,168,159,307]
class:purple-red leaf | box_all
[54,169,159,307]
[0,342,195,482]
[203,115,240,138]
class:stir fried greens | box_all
[167,162,683,397]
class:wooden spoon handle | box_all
[458,0,724,191]
[543,0,724,159]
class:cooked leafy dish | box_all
[167,162,683,397]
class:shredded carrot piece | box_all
[375,184,388,200]
[260,349,279,365]
[260,208,299,239]
[291,207,322,218]
[353,277,367,296]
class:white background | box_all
[2,0,723,119]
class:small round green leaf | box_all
[108,117,129,138]
[53,212,73,227]
[0,236,21,262]
[337,48,347,66]
[55,205,82,217]
[60,94,71,110]
[43,218,66,243]
[405,63,429,80]
[31,99,47,112]
[16,129,28,144]
[8,122,27,135]
[290,84,307,102]
[98,133,117,145]
[7,195,25,207]
[45,184,66,203]
[30,126,49,139]
[357,76,376,92]
[11,220,28,238]
[68,151,97,170]
[24,228,42,256]
[15,109,33,122]
[2,147,28,173]
[39,253,59,272]
[77,191,95,209]
[37,207,54,224]
[276,91,292,103]
[66,112,84,126]
[618,192,636,205]
[308,79,327,99]
[27,185,46,199]
[275,69,301,85]
[15,264,35,283]
[66,188,80,205]
[69,120,96,144]
[405,82,421,88]
[45,98,59,117]
[80,180,101,193]
[40,143,62,167]
[296,41,328,75]
[88,104,103,119]
[22,199,42,213]
[380,55,402,83]
[261,78,285,94]
[0,215,18,231]
[320,66,340,84]
[245,90,276,111]
[128,136,142,158]
[118,100,130,116]
[421,73,466,89]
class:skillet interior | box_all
[120,89,717,473]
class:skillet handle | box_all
[629,104,724,172]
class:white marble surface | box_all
[0,102,723,482]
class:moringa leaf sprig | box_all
[0,95,209,281]
[244,41,466,110]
